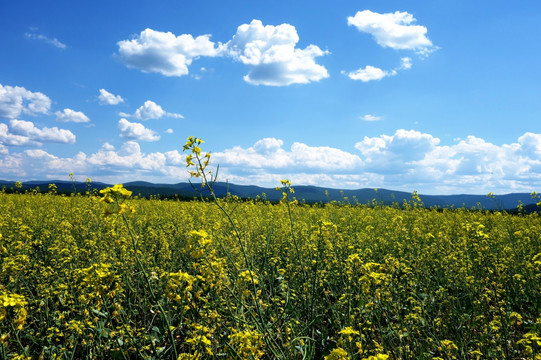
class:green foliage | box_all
[0,189,540,359]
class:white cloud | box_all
[86,141,174,175]
[129,100,184,120]
[101,142,115,151]
[213,137,362,173]
[344,56,413,82]
[214,138,291,170]
[165,128,173,134]
[349,129,541,193]
[518,132,541,158]
[118,118,160,142]
[25,32,66,49]
[116,21,328,86]
[0,141,189,182]
[361,114,382,121]
[343,66,395,82]
[400,57,412,70]
[344,11,434,83]
[0,84,51,119]
[290,142,363,171]
[3,128,541,194]
[165,150,184,165]
[347,10,436,55]
[98,89,124,105]
[9,119,76,144]
[224,19,329,86]
[134,100,164,120]
[116,28,221,77]
[0,123,33,146]
[253,137,283,154]
[55,108,90,123]
[355,129,440,170]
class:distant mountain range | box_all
[1,179,539,212]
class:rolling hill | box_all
[2,179,539,211]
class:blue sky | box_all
[1,0,541,194]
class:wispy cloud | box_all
[25,32,66,49]
[361,114,382,121]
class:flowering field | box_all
[1,184,541,360]
[1,138,541,359]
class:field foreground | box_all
[1,190,540,359]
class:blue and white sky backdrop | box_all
[1,0,541,194]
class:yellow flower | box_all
[325,347,349,360]
[339,327,360,336]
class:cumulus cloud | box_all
[116,28,221,77]
[25,32,66,49]
[344,9,435,83]
[116,21,328,86]
[225,19,329,86]
[518,132,541,158]
[8,119,76,144]
[3,129,541,194]
[290,142,363,171]
[213,137,362,173]
[0,84,51,119]
[0,141,190,182]
[347,10,436,55]
[355,129,440,171]
[98,89,124,105]
[164,150,184,165]
[118,118,160,142]
[88,141,178,178]
[85,141,179,178]
[101,142,115,151]
[0,123,33,146]
[343,65,394,82]
[350,129,541,193]
[134,101,165,120]
[200,133,541,192]
[55,108,90,123]
[252,138,283,154]
[165,128,173,134]
[123,100,184,120]
[344,56,413,82]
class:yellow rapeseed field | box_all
[1,138,540,359]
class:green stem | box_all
[117,199,178,359]
[194,153,285,359]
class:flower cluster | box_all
[183,136,212,185]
